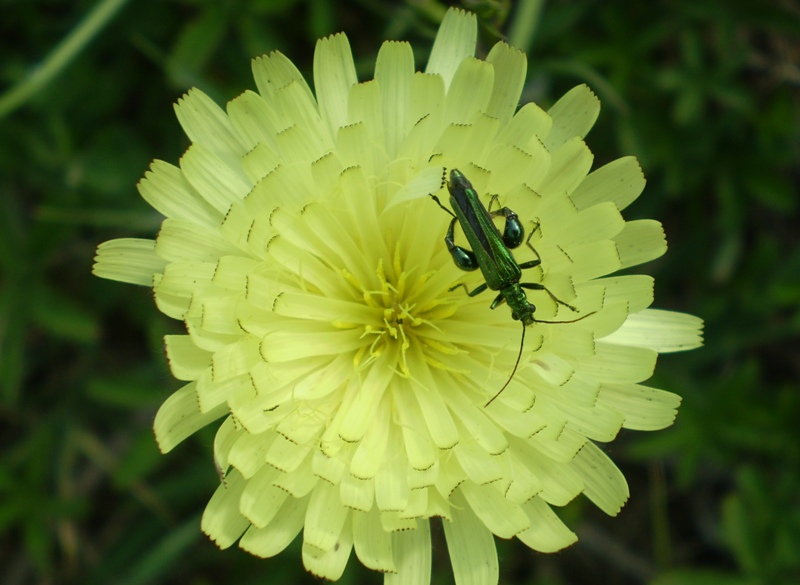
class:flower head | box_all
[94,8,703,584]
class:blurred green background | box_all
[1,0,798,584]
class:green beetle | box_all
[430,169,592,405]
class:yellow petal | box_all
[200,471,250,549]
[239,494,308,557]
[384,520,431,585]
[375,40,415,158]
[571,442,629,515]
[570,156,646,211]
[164,335,211,381]
[443,490,498,585]
[174,88,247,168]
[599,383,682,431]
[138,160,221,226]
[545,84,601,150]
[92,238,165,286]
[602,309,704,352]
[613,219,668,268]
[352,507,395,572]
[303,481,350,552]
[425,8,477,89]
[314,32,358,138]
[485,42,527,126]
[152,381,227,453]
[517,496,577,552]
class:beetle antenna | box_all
[534,311,596,325]
[485,321,526,407]
[428,167,457,218]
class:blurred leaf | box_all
[31,283,99,343]
[74,124,152,198]
[0,0,132,119]
[113,429,162,487]
[308,0,337,39]
[168,6,229,78]
[86,369,167,408]
[0,183,29,404]
[35,206,162,230]
[249,0,302,14]
[507,0,544,54]
[721,492,759,574]
[745,171,796,213]
[651,570,758,585]
[114,516,202,585]
[23,511,53,573]
[0,286,28,404]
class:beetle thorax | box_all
[502,284,535,326]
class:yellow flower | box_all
[93,8,703,584]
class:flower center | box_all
[349,250,426,376]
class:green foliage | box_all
[1,0,798,584]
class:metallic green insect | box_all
[430,168,592,405]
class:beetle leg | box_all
[488,195,525,249]
[489,292,506,309]
[449,281,490,297]
[520,282,577,312]
[523,221,544,262]
[429,192,456,218]
[444,217,479,271]
[517,259,541,270]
